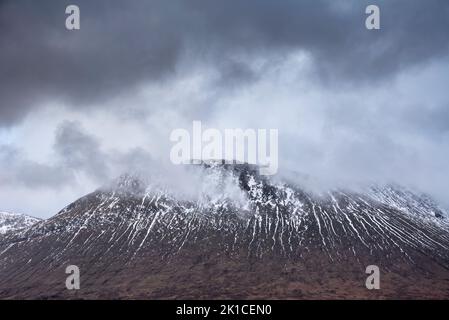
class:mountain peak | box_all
[102,173,147,195]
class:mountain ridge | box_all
[1,163,448,299]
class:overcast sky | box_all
[1,0,449,218]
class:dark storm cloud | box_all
[54,121,109,181]
[1,0,449,126]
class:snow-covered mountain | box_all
[0,211,41,235]
[0,163,448,299]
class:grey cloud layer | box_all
[0,120,155,189]
[2,0,449,125]
[1,1,449,217]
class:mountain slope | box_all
[0,163,448,299]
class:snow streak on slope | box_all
[1,163,449,299]
[1,163,448,270]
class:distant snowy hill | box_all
[0,212,41,235]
